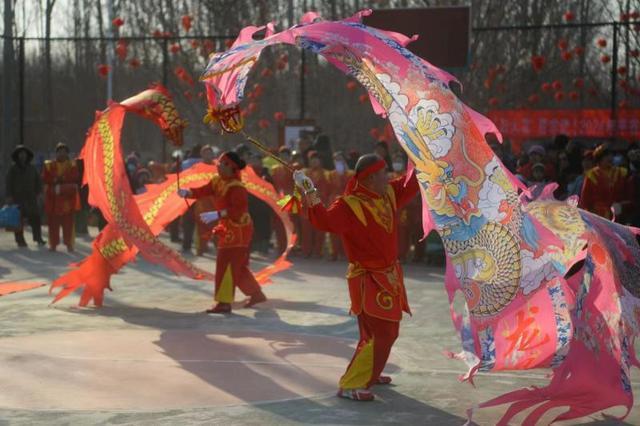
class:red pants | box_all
[48,213,75,250]
[214,247,261,303]
[300,216,325,257]
[339,312,400,390]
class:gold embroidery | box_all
[376,292,394,310]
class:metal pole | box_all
[299,50,306,119]
[106,0,115,102]
[19,37,25,146]
[162,37,169,162]
[611,22,618,139]
[2,0,15,200]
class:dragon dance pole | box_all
[241,130,295,173]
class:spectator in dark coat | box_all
[5,145,46,247]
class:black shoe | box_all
[17,241,28,248]
[35,239,47,247]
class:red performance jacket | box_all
[308,173,419,321]
[190,174,253,248]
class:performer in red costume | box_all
[294,153,419,401]
[300,151,331,258]
[178,151,267,314]
[328,151,354,260]
[271,147,296,254]
[42,143,80,252]
[579,145,632,221]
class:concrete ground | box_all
[0,229,638,426]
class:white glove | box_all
[612,202,622,217]
[55,184,61,195]
[200,210,222,224]
[177,188,191,198]
[293,170,315,192]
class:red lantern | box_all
[253,83,264,97]
[274,111,285,122]
[531,55,546,72]
[617,66,628,75]
[258,119,270,129]
[557,39,568,50]
[573,77,585,88]
[247,102,257,113]
[190,40,200,49]
[260,68,273,78]
[601,54,611,64]
[568,91,579,101]
[97,64,110,78]
[174,66,194,86]
[528,94,540,104]
[561,51,573,61]
[369,128,381,139]
[181,15,192,32]
[554,92,565,102]
[597,38,607,48]
[115,40,127,61]
[170,43,181,54]
[277,61,287,71]
[541,82,552,92]
[563,11,575,22]
[359,94,368,104]
[620,12,630,21]
[574,46,585,56]
[202,40,215,54]
[152,29,163,38]
[346,81,357,91]
[631,11,640,19]
[129,58,141,68]
[552,80,563,91]
[488,97,499,106]
[631,49,640,58]
[112,17,124,28]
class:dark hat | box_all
[220,150,246,170]
[11,145,34,163]
[135,168,151,179]
[278,146,292,155]
[55,142,70,153]
[593,145,612,163]
[234,143,250,157]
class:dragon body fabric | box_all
[200,10,640,423]
[50,85,295,307]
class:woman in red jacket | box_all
[178,151,267,314]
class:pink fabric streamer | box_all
[200,10,640,423]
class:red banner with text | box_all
[487,109,640,145]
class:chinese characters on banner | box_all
[487,109,640,151]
